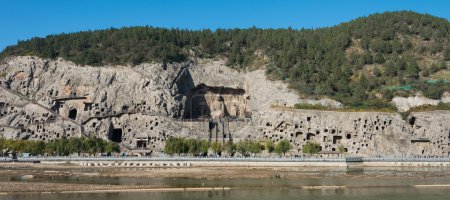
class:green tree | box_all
[384,61,398,77]
[391,39,403,53]
[199,140,210,156]
[363,52,373,64]
[248,141,261,155]
[302,142,321,155]
[236,140,248,157]
[0,138,4,150]
[211,141,223,156]
[223,141,236,156]
[105,142,120,154]
[406,59,420,79]
[374,53,385,64]
[444,47,450,61]
[164,137,180,156]
[275,139,292,156]
[187,139,200,156]
[265,140,275,154]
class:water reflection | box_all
[1,166,450,200]
[2,187,450,200]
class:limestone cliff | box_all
[0,56,449,157]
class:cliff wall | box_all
[0,56,448,156]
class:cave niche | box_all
[109,128,123,143]
[68,109,77,120]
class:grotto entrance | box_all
[109,128,123,143]
[409,116,416,126]
[68,109,77,120]
[136,140,147,148]
[183,83,250,119]
[333,136,342,144]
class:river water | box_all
[1,166,450,200]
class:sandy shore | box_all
[0,162,291,179]
[2,161,450,179]
[0,181,230,194]
[0,182,160,193]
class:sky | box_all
[1,0,450,51]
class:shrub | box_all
[265,140,275,154]
[211,141,223,155]
[223,141,236,156]
[275,139,292,156]
[302,142,321,155]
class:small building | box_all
[135,133,149,149]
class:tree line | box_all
[164,137,295,156]
[0,137,120,156]
[164,138,347,157]
[1,11,449,108]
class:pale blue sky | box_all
[1,0,449,51]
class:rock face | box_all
[252,109,449,157]
[392,93,450,112]
[0,56,191,147]
[0,56,449,157]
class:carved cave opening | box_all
[306,133,315,140]
[184,83,250,119]
[333,136,342,144]
[109,128,123,143]
[346,134,352,139]
[68,109,77,120]
[409,116,416,126]
[84,103,92,111]
[137,140,147,148]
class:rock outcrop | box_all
[0,56,449,157]
[392,93,450,112]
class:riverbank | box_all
[2,161,450,180]
[3,159,450,170]
[0,182,160,193]
[5,156,450,167]
[0,180,230,194]
[2,162,450,194]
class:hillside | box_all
[1,11,449,108]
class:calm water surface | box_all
[1,167,450,200]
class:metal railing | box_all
[363,157,450,162]
[1,156,345,162]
